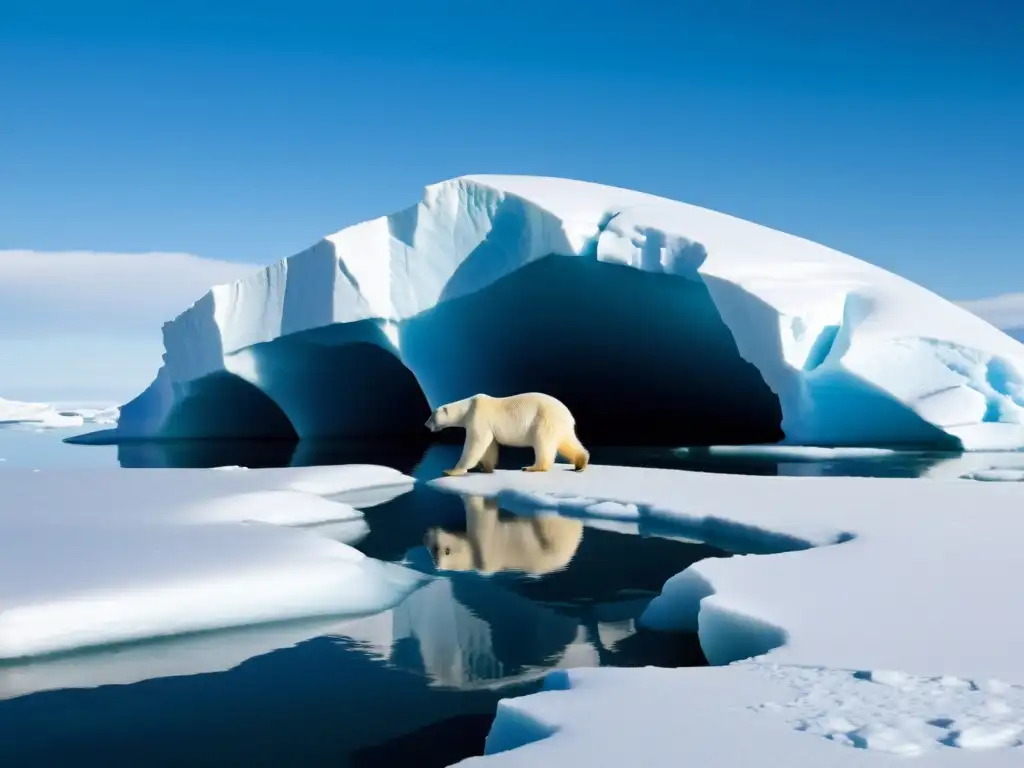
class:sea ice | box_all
[108,175,1024,450]
[0,465,425,659]
[462,665,1024,766]
[961,469,1024,482]
[916,450,1024,481]
[0,615,355,701]
[675,445,899,461]
[0,538,637,700]
[0,397,119,429]
[0,464,414,527]
[435,464,1024,765]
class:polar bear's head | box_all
[424,398,472,432]
[424,527,475,571]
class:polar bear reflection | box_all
[425,495,584,576]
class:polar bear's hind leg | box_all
[523,437,557,472]
[558,434,590,472]
[479,439,499,473]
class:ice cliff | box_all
[115,175,1024,450]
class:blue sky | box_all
[0,0,1022,399]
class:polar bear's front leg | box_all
[444,427,494,477]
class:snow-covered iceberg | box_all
[114,175,1024,450]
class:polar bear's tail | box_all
[558,433,590,472]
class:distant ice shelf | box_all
[0,397,119,429]
[110,175,1024,451]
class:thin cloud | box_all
[0,250,262,336]
[957,292,1024,331]
[0,250,263,402]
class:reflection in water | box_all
[374,489,715,688]
[425,494,584,576]
[0,631,526,766]
[0,486,716,764]
[0,616,365,702]
[385,577,580,689]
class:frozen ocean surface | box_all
[436,464,1024,766]
[0,435,719,764]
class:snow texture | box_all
[750,666,1024,756]
[435,465,1024,765]
[0,465,422,659]
[111,175,1024,450]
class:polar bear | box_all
[424,392,589,476]
[425,494,584,576]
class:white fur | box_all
[425,495,584,576]
[424,392,590,475]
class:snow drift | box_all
[115,175,1024,450]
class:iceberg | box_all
[111,175,1024,450]
[436,465,1024,765]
